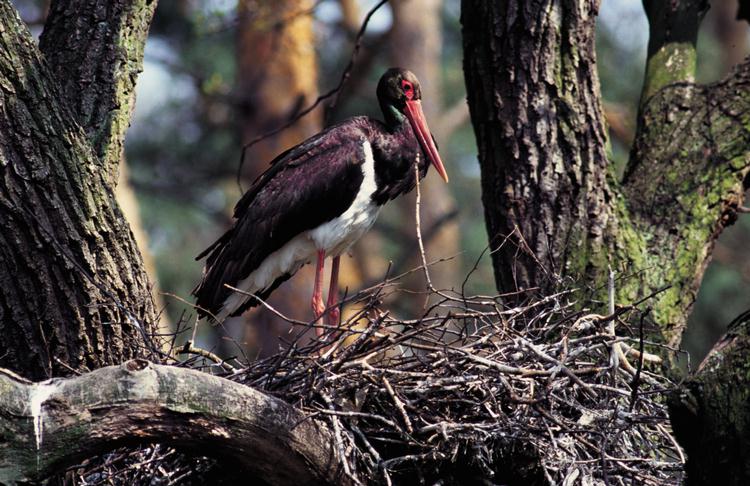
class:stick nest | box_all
[233,282,685,486]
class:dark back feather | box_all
[193,118,372,317]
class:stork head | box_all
[377,68,449,183]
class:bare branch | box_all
[0,360,347,485]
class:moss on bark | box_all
[461,0,750,352]
[669,312,750,484]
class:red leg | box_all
[326,255,341,326]
[311,250,326,337]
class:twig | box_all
[629,308,650,411]
[177,342,238,372]
[607,265,619,374]
[381,376,413,434]
[413,158,432,291]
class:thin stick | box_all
[629,308,650,411]
[607,265,619,373]
[382,376,413,434]
[178,342,238,371]
[413,158,433,291]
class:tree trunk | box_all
[461,0,615,298]
[0,360,346,485]
[115,160,169,333]
[622,0,749,347]
[39,0,156,186]
[236,0,321,179]
[0,0,158,380]
[669,312,750,485]
[461,0,750,349]
[462,0,750,481]
[233,0,326,352]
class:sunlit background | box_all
[12,0,750,366]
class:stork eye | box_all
[401,80,414,99]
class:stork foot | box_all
[326,306,340,327]
[312,301,327,341]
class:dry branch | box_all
[235,278,684,485]
[0,360,347,485]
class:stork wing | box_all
[193,118,370,318]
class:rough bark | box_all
[461,0,616,296]
[669,312,750,485]
[36,0,166,328]
[38,0,158,185]
[622,0,750,347]
[461,0,750,349]
[0,0,158,379]
[462,2,750,479]
[0,360,345,485]
[116,160,169,332]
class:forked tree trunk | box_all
[0,0,158,380]
[462,0,750,481]
[461,0,750,350]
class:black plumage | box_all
[193,68,448,322]
[194,121,368,317]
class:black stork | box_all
[193,68,449,332]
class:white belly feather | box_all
[310,140,380,255]
[218,140,381,320]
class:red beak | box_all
[404,99,449,183]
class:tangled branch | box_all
[229,277,683,485]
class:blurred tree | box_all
[390,0,461,300]
[713,0,749,70]
[236,0,321,176]
[232,0,324,354]
[115,160,168,330]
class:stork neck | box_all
[379,102,406,130]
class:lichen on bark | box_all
[39,0,158,185]
[669,312,750,484]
